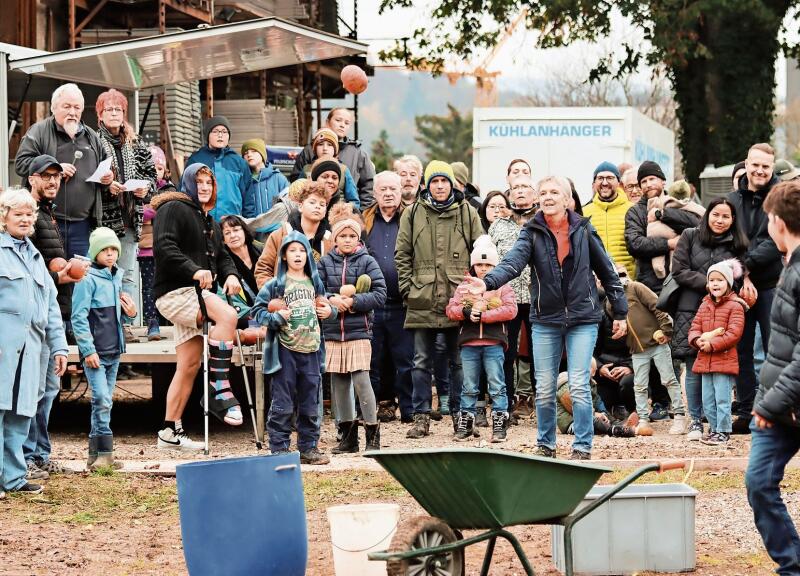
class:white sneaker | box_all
[223,406,243,426]
[669,414,688,435]
[686,420,704,441]
[157,428,204,451]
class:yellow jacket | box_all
[583,191,635,275]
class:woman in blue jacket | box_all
[0,188,68,496]
[466,176,628,460]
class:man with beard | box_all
[394,155,424,206]
[583,162,635,274]
[15,84,113,260]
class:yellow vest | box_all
[583,191,635,275]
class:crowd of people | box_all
[4,82,800,572]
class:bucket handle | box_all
[331,518,400,553]
[275,464,297,472]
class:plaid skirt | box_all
[155,286,214,346]
[325,339,372,373]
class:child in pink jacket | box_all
[447,235,517,442]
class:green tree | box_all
[371,129,400,172]
[380,0,797,184]
[415,104,473,170]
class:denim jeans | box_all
[532,323,598,453]
[411,328,462,414]
[57,218,91,261]
[23,344,61,464]
[684,355,703,422]
[746,422,800,575]
[268,345,321,453]
[85,355,120,438]
[369,305,414,418]
[460,344,508,413]
[632,344,685,421]
[1,409,32,491]
[736,288,774,417]
[433,332,451,399]
[701,373,733,433]
[118,229,139,324]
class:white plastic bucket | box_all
[327,503,400,576]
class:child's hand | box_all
[120,293,137,317]
[698,340,712,352]
[328,295,349,313]
[341,296,355,311]
[316,302,332,320]
[469,309,482,323]
[277,308,292,321]
[84,353,100,369]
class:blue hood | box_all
[273,231,326,297]
[180,163,216,210]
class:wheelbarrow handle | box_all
[658,459,686,473]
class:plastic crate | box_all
[552,483,697,574]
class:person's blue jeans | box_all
[369,305,414,418]
[746,422,800,575]
[683,355,703,422]
[118,229,139,324]
[532,323,598,453]
[268,345,321,453]
[85,355,120,438]
[433,332,450,400]
[411,328,462,415]
[460,344,508,414]
[1,409,32,491]
[56,218,91,261]
[701,373,733,433]
[23,345,61,464]
[736,288,774,417]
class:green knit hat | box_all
[88,227,121,262]
[241,138,267,163]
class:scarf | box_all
[99,124,141,238]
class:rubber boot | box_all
[332,421,360,454]
[86,436,99,470]
[91,434,123,470]
[364,424,380,452]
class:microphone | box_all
[73,150,83,162]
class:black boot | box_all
[454,412,475,441]
[92,434,123,470]
[332,421,360,454]
[365,424,380,452]
[86,436,99,469]
[491,411,509,443]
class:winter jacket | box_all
[243,164,289,225]
[754,246,800,426]
[582,192,634,275]
[483,210,628,328]
[317,246,387,341]
[613,279,673,354]
[14,117,107,225]
[489,217,531,305]
[254,211,333,288]
[625,194,702,293]
[30,197,72,318]
[291,138,375,208]
[251,232,330,374]
[0,232,68,418]
[594,291,633,369]
[395,191,484,329]
[297,164,361,209]
[71,264,128,359]
[446,280,517,349]
[688,292,746,376]
[97,125,157,241]
[139,180,177,257]
[670,227,745,359]
[727,176,784,290]
[186,146,252,221]
[462,182,482,212]
[151,165,239,300]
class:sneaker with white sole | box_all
[669,414,688,435]
[157,427,205,451]
[687,420,704,441]
[13,482,44,495]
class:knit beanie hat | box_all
[707,258,743,289]
[203,115,231,144]
[89,227,121,262]
[593,161,620,181]
[424,160,455,189]
[311,157,343,181]
[241,138,267,163]
[313,128,340,157]
[451,162,469,186]
[470,234,499,266]
[667,179,692,201]
[331,217,362,241]
[149,145,166,169]
[637,160,666,184]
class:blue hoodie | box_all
[71,263,128,359]
[243,164,290,228]
[186,146,251,221]
[251,231,334,373]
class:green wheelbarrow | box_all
[364,448,685,576]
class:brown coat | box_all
[689,292,747,376]
[362,203,405,235]
[254,221,333,288]
[608,280,673,354]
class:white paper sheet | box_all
[85,157,112,183]
[123,179,150,191]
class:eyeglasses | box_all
[36,173,62,181]
[103,107,124,114]
[210,129,229,136]
[486,204,507,211]
[624,183,640,190]
[595,176,618,183]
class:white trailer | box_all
[472,107,675,205]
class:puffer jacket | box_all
[71,263,127,359]
[483,210,628,328]
[671,227,745,359]
[489,217,531,305]
[583,192,634,274]
[728,175,784,290]
[625,194,702,293]
[754,246,800,426]
[688,292,747,376]
[611,279,673,354]
[316,245,386,341]
[395,192,483,329]
[31,197,72,318]
[445,280,517,349]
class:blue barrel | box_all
[176,453,307,576]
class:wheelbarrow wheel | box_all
[387,515,464,576]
